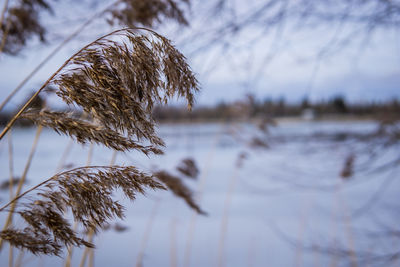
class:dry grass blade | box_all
[23,110,164,154]
[0,166,165,256]
[154,171,205,215]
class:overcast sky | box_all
[0,0,399,110]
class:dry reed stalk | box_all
[170,218,178,267]
[335,181,358,267]
[0,0,9,27]
[135,198,161,267]
[7,130,14,198]
[80,150,117,267]
[63,230,75,267]
[87,231,95,267]
[0,0,9,54]
[86,143,94,166]
[79,228,94,267]
[65,143,95,267]
[56,139,74,172]
[328,194,340,267]
[0,125,43,249]
[14,249,23,267]
[293,196,314,267]
[132,157,203,267]
[0,14,11,54]
[183,126,224,267]
[217,163,239,267]
[7,130,14,267]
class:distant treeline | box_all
[153,95,400,122]
[1,95,400,126]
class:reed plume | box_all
[154,170,205,215]
[0,0,51,55]
[22,110,163,155]
[0,27,198,143]
[0,166,165,255]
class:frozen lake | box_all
[0,120,398,267]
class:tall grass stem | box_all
[80,150,117,267]
[183,125,224,267]
[0,125,43,249]
[7,130,14,267]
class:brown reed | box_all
[0,125,43,249]
[0,165,165,256]
[154,171,205,215]
[80,150,117,267]
[134,157,203,267]
[135,199,161,267]
[183,127,223,267]
[0,28,198,143]
[0,0,9,54]
[23,110,164,155]
[66,143,95,267]
[0,0,51,55]
[7,130,14,267]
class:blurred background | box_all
[0,0,399,266]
